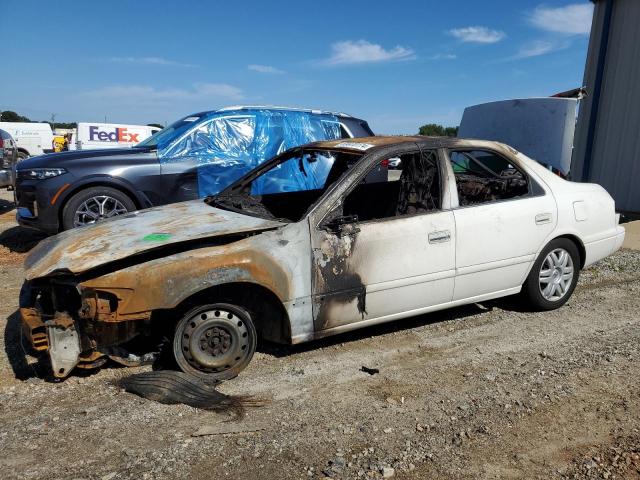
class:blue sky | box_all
[0,0,593,133]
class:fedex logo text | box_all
[89,126,140,143]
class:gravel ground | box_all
[0,189,639,480]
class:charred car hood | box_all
[24,200,286,280]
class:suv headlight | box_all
[18,168,67,180]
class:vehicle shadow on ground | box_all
[0,225,47,253]
[3,310,49,380]
[259,302,497,359]
[4,298,531,381]
[0,198,15,215]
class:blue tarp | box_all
[157,109,342,197]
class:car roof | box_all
[307,135,512,152]
[191,105,357,119]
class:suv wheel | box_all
[62,186,136,230]
[173,303,257,381]
[522,238,580,310]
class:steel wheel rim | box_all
[539,248,574,301]
[74,195,128,227]
[179,308,251,374]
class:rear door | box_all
[446,148,557,301]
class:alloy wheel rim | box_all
[74,195,128,227]
[539,248,574,301]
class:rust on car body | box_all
[21,135,546,379]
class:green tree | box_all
[444,126,459,137]
[0,110,31,122]
[418,123,459,137]
[418,123,445,136]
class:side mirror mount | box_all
[322,214,360,237]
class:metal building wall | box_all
[572,0,640,213]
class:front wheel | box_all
[61,186,136,230]
[173,303,257,381]
[521,238,580,310]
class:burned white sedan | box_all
[20,136,625,380]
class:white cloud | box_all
[529,3,593,35]
[247,64,285,74]
[448,26,506,44]
[428,53,457,60]
[505,39,571,61]
[98,56,196,67]
[321,40,415,66]
[516,40,556,58]
[80,83,244,105]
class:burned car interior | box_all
[448,149,529,206]
[208,146,442,224]
[342,149,441,222]
[208,149,363,222]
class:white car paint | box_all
[24,137,625,379]
[297,139,624,342]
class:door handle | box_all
[428,230,451,244]
[535,213,552,225]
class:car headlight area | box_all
[18,167,67,180]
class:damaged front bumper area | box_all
[19,278,154,379]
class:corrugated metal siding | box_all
[571,0,606,181]
[573,0,640,213]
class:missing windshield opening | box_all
[208,150,362,222]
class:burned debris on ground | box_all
[118,370,265,419]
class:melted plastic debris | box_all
[118,370,265,419]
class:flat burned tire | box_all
[173,303,257,381]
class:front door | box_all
[310,148,456,332]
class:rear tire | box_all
[17,151,28,163]
[521,238,580,311]
[61,186,136,230]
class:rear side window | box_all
[320,120,350,139]
[164,115,256,160]
[448,149,529,206]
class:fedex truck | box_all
[75,123,161,150]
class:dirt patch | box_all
[0,188,637,479]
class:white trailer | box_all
[75,123,161,150]
[0,122,54,159]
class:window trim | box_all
[316,147,446,229]
[443,147,546,210]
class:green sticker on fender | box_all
[142,233,172,242]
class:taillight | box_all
[381,159,389,168]
[0,138,4,148]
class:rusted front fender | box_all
[79,232,296,318]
